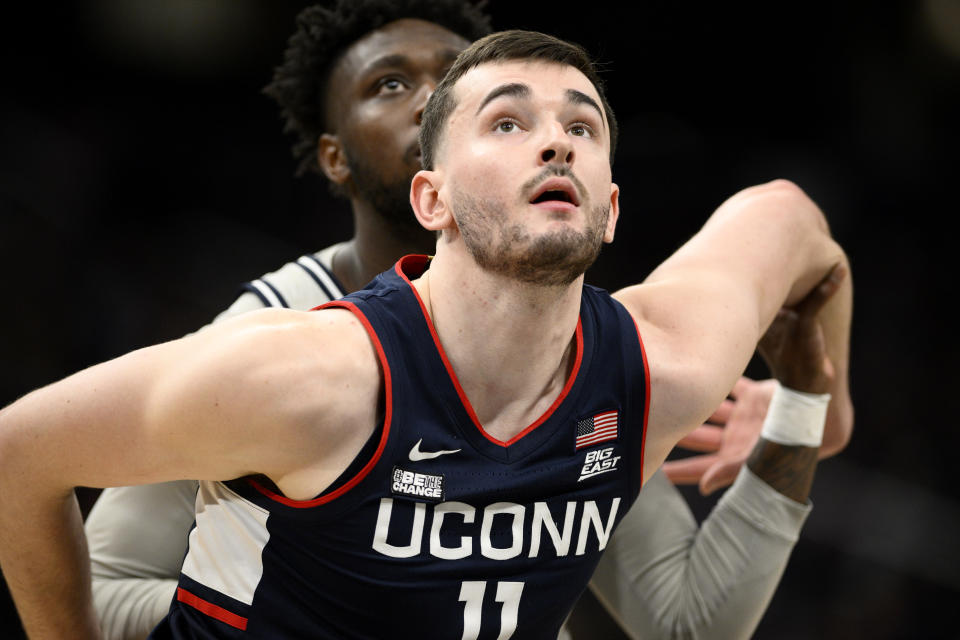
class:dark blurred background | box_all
[1,1,957,638]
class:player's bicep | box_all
[616,277,761,481]
[142,308,370,486]
[0,310,317,493]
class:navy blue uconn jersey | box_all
[151,255,650,639]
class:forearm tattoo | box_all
[746,439,819,503]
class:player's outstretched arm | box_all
[613,179,852,483]
[0,307,378,639]
[590,263,848,640]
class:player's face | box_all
[326,19,470,230]
[438,61,620,286]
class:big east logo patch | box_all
[578,446,621,482]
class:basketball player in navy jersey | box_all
[76,4,851,640]
[0,26,856,640]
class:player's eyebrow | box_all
[475,83,605,129]
[360,49,462,80]
[565,89,605,126]
[475,82,531,115]
[359,54,410,76]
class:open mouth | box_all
[529,179,580,206]
[532,190,575,204]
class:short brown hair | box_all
[419,30,618,170]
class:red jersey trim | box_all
[395,255,584,448]
[631,316,652,488]
[249,300,393,508]
[176,588,248,631]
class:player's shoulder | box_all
[290,305,380,374]
[270,307,382,433]
[223,304,369,347]
[250,243,348,309]
[205,306,380,413]
[214,244,349,324]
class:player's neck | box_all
[333,206,435,293]
[414,249,582,442]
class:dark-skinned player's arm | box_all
[0,307,380,640]
[612,179,853,484]
[747,261,847,499]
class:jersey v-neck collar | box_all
[392,255,586,461]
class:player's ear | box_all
[318,133,350,185]
[603,182,621,243]
[411,170,451,232]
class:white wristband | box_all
[760,382,830,448]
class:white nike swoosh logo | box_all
[408,438,461,461]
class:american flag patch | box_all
[575,410,619,450]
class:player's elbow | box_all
[755,178,807,203]
[760,179,830,233]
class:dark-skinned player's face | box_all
[324,19,470,230]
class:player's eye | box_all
[376,77,407,95]
[494,119,521,133]
[569,123,594,137]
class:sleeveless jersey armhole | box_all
[246,299,393,508]
[630,314,652,492]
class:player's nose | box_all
[538,121,574,166]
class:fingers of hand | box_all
[675,425,724,452]
[699,459,740,495]
[662,455,717,485]
[707,399,735,425]
[730,376,756,399]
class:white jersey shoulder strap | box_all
[213,243,349,325]
[240,242,348,311]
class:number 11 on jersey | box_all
[459,580,525,640]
